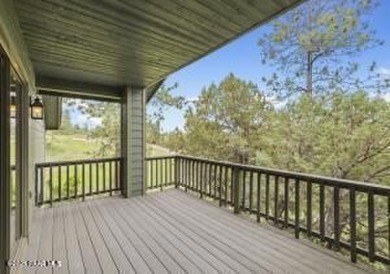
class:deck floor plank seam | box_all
[144,192,282,273]
[63,204,85,274]
[126,198,237,274]
[100,199,186,273]
[89,199,151,273]
[169,189,367,272]
[128,197,258,273]
[77,202,118,273]
[86,200,135,273]
[155,190,321,273]
[37,207,54,274]
[104,198,203,274]
[97,200,169,274]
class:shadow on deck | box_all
[19,189,370,273]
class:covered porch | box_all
[0,0,389,273]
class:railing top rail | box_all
[177,154,390,195]
[36,157,122,168]
[146,155,177,160]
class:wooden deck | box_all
[18,189,370,273]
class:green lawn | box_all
[36,131,175,203]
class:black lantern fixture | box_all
[30,96,44,120]
[10,95,16,119]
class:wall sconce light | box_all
[10,95,16,119]
[30,96,44,120]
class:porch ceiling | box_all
[14,0,303,97]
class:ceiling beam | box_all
[36,76,121,102]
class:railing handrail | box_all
[35,157,122,168]
[176,154,390,195]
[34,154,390,194]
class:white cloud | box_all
[379,67,390,77]
[186,96,198,103]
[380,93,390,102]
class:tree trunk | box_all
[306,51,313,96]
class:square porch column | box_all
[121,86,146,198]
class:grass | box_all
[35,131,174,202]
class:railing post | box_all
[233,166,241,214]
[34,165,38,206]
[175,156,180,188]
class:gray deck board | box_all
[19,189,370,274]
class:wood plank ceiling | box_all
[14,0,303,96]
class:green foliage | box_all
[258,91,390,184]
[258,0,386,98]
[181,73,271,163]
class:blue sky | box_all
[70,0,390,131]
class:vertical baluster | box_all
[349,187,357,263]
[190,160,195,190]
[307,181,312,237]
[165,158,168,186]
[82,163,85,201]
[117,160,120,190]
[164,159,167,186]
[284,177,289,227]
[40,167,44,205]
[265,174,270,220]
[242,171,246,209]
[35,165,38,205]
[214,164,217,198]
[185,160,188,192]
[274,176,279,224]
[224,166,228,205]
[187,159,191,189]
[96,162,99,194]
[195,161,198,191]
[103,161,106,193]
[155,159,158,189]
[58,166,62,202]
[249,172,253,212]
[89,163,92,195]
[219,165,223,206]
[66,165,70,200]
[319,184,325,242]
[295,179,300,239]
[368,190,375,262]
[334,186,340,250]
[49,166,53,206]
[160,159,163,191]
[199,161,203,197]
[75,164,78,198]
[174,157,179,188]
[233,167,241,214]
[169,158,174,185]
[388,196,390,261]
[109,161,113,195]
[257,173,261,223]
[230,167,234,204]
[208,163,212,196]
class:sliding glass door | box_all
[10,71,23,256]
[0,45,11,274]
[1,46,28,273]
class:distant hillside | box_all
[46,131,171,162]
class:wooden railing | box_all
[32,155,390,266]
[174,155,390,266]
[146,156,176,190]
[35,157,121,206]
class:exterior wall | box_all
[28,117,45,233]
[121,86,146,197]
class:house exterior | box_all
[1,1,388,273]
